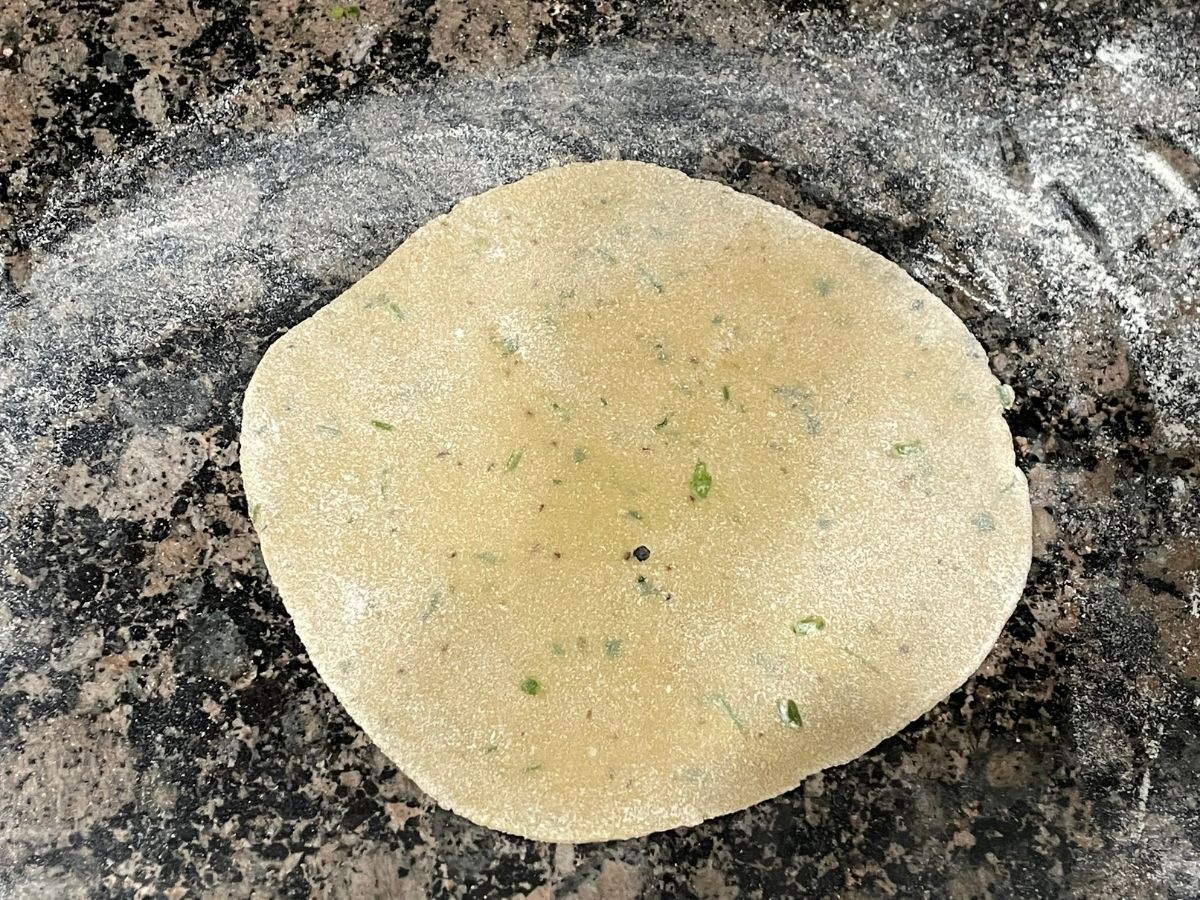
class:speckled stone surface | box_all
[2,2,1200,898]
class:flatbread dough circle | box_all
[241,160,1031,842]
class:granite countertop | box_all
[2,2,1199,898]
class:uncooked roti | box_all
[241,160,1031,842]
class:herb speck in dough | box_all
[690,461,713,499]
[520,677,542,696]
[779,699,803,728]
[792,615,827,636]
[371,419,395,432]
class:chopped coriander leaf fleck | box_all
[835,643,882,674]
[624,509,643,520]
[604,638,623,659]
[815,515,835,529]
[550,642,566,656]
[815,276,834,297]
[572,447,588,463]
[792,615,827,636]
[475,552,501,565]
[709,694,746,732]
[772,386,821,435]
[520,677,542,696]
[634,576,660,596]
[248,503,261,524]
[495,335,520,355]
[551,478,563,485]
[690,461,713,499]
[974,512,996,532]
[483,744,498,753]
[639,268,665,293]
[654,414,672,431]
[576,636,588,652]
[329,4,361,20]
[370,419,395,432]
[997,384,1016,409]
[315,424,341,436]
[524,763,544,773]
[551,402,571,422]
[892,440,922,457]
[505,449,524,471]
[779,699,803,728]
[712,314,724,324]
[721,385,731,403]
[386,301,407,321]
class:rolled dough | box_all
[240,160,1032,841]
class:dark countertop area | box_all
[2,2,1199,898]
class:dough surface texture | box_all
[241,161,1032,842]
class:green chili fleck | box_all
[604,638,623,659]
[572,447,588,463]
[330,4,361,20]
[997,384,1016,409]
[690,461,713,499]
[371,419,395,432]
[520,677,542,696]
[248,502,261,525]
[779,699,803,728]
[892,440,923,457]
[722,385,731,403]
[792,615,827,637]
[505,450,524,471]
